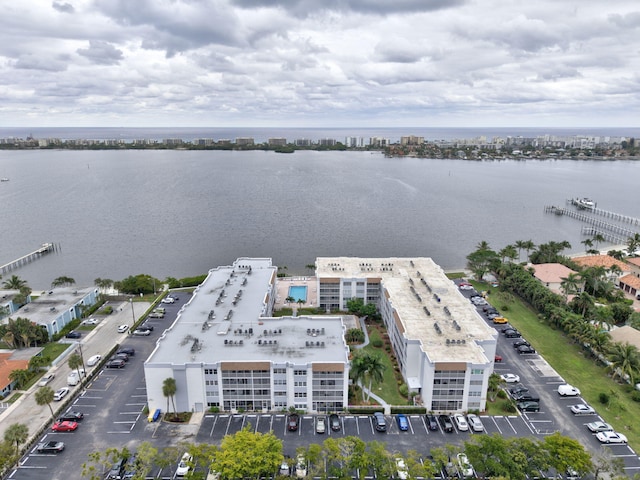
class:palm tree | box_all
[8,369,30,390]
[560,273,582,299]
[162,377,177,420]
[35,386,56,422]
[592,233,605,251]
[350,351,386,402]
[607,342,640,385]
[51,276,75,288]
[68,352,84,378]
[499,245,518,264]
[2,275,27,290]
[570,291,595,317]
[285,296,295,304]
[522,240,535,262]
[626,233,640,256]
[4,423,29,463]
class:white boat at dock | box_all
[573,197,595,210]
[0,178,9,182]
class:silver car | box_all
[466,413,484,432]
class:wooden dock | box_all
[544,206,640,240]
[565,198,640,226]
[0,243,56,275]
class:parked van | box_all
[67,369,85,386]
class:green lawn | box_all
[359,327,410,406]
[473,281,640,449]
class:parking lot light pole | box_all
[129,298,136,325]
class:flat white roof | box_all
[11,287,96,326]
[317,257,496,363]
[147,258,349,366]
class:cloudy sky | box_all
[2,0,639,127]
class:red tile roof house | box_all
[571,254,632,281]
[0,352,30,398]
[625,257,640,280]
[529,263,581,296]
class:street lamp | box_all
[129,298,136,325]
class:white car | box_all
[452,413,469,431]
[466,413,484,432]
[596,431,628,444]
[395,457,408,480]
[176,452,192,476]
[457,453,474,478]
[279,461,290,476]
[570,404,595,415]
[295,455,307,478]
[587,421,613,433]
[87,354,102,366]
[558,384,581,396]
[81,318,98,325]
[132,329,151,336]
[38,374,55,387]
[162,296,175,304]
[117,325,129,333]
[53,387,69,401]
[500,373,520,383]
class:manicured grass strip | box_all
[361,328,410,406]
[475,282,640,449]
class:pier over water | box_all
[0,243,56,275]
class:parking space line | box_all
[503,416,518,434]
[209,415,221,436]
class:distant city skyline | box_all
[2,1,639,128]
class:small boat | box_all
[0,178,9,182]
[575,197,595,209]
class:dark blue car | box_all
[396,413,409,431]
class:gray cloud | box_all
[1,0,639,127]
[52,1,74,13]
[77,40,123,65]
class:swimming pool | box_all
[288,285,308,303]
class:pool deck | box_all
[275,276,318,309]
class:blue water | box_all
[1,149,639,290]
[288,286,308,303]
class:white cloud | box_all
[0,0,639,126]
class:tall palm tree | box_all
[51,276,75,288]
[522,240,535,262]
[626,233,640,256]
[35,386,56,422]
[4,423,29,463]
[560,273,582,299]
[592,233,605,251]
[68,352,84,378]
[2,275,27,290]
[350,351,386,402]
[162,377,177,419]
[607,342,640,385]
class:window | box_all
[294,370,307,376]
[294,392,307,398]
[294,381,307,387]
[273,368,286,374]
[471,369,484,375]
[204,368,217,375]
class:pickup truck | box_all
[36,441,65,453]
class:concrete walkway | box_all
[0,300,151,444]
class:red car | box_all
[494,355,503,362]
[52,420,78,432]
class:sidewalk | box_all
[0,300,151,443]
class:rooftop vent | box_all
[423,306,431,316]
[434,323,442,334]
[443,306,451,316]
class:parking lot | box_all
[9,286,640,479]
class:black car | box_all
[106,359,126,368]
[138,324,154,331]
[123,454,138,479]
[115,353,129,362]
[501,326,518,334]
[513,339,530,348]
[117,347,135,356]
[483,306,499,314]
[426,414,439,431]
[517,345,536,354]
[504,330,521,338]
[509,385,529,396]
[329,413,341,431]
[106,458,126,480]
[517,401,540,412]
[58,411,84,422]
[438,415,454,433]
[65,331,81,339]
